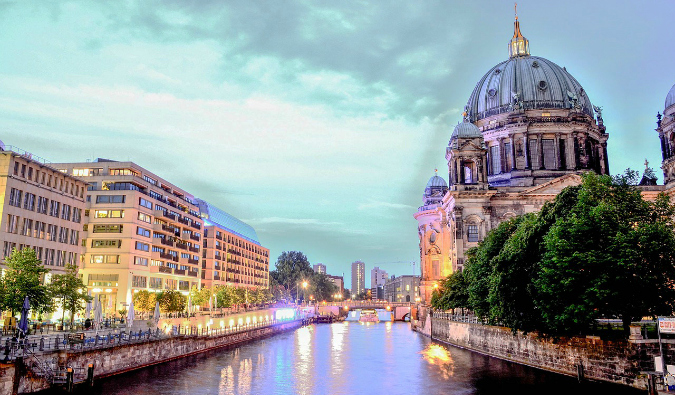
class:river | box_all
[51,321,642,395]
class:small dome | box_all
[426,174,447,188]
[666,83,675,110]
[451,121,482,139]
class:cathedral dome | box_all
[666,83,675,110]
[466,55,593,122]
[451,120,481,139]
[426,174,447,189]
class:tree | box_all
[155,290,186,313]
[309,273,339,302]
[0,248,52,317]
[463,217,523,321]
[189,286,212,308]
[133,290,156,314]
[49,264,91,324]
[269,251,314,301]
[430,271,469,313]
[536,173,675,333]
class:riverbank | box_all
[411,310,670,391]
[1,316,305,395]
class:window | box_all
[95,210,124,218]
[93,224,123,233]
[72,208,82,223]
[47,224,58,241]
[96,195,125,204]
[529,139,539,168]
[136,226,150,237]
[90,255,120,264]
[61,204,72,221]
[139,198,152,209]
[542,139,556,170]
[489,146,500,175]
[150,277,162,289]
[9,188,22,207]
[69,230,79,245]
[27,167,33,180]
[504,142,512,170]
[165,279,177,290]
[21,219,33,237]
[467,225,479,242]
[58,227,69,243]
[134,256,148,266]
[49,201,60,217]
[37,196,48,214]
[46,249,55,266]
[91,239,121,248]
[143,175,158,186]
[137,212,151,223]
[135,241,149,252]
[109,168,138,176]
[23,193,36,211]
[132,276,147,288]
[179,281,189,291]
[5,215,17,234]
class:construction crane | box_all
[371,260,418,276]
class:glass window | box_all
[136,226,150,237]
[489,146,500,175]
[467,225,479,242]
[135,242,149,252]
[132,276,147,288]
[139,198,152,209]
[95,210,124,218]
[96,195,125,203]
[542,139,556,169]
[137,212,151,223]
[134,256,148,266]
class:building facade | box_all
[313,263,326,274]
[350,260,365,298]
[414,16,612,304]
[52,159,203,315]
[327,274,344,295]
[0,146,87,277]
[384,275,420,303]
[198,199,269,290]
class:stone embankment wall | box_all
[426,316,675,390]
[3,320,302,395]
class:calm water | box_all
[50,322,641,395]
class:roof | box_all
[451,121,481,139]
[426,174,447,188]
[195,199,261,245]
[666,83,675,110]
[466,55,594,122]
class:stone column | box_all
[524,133,531,169]
[554,133,561,170]
[510,136,517,170]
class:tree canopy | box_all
[431,172,675,335]
[0,248,53,316]
[269,251,314,301]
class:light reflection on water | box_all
[54,322,643,395]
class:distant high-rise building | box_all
[351,260,365,297]
[327,274,344,295]
[313,263,326,274]
[370,266,388,289]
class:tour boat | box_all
[359,309,380,323]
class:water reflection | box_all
[421,343,455,379]
[53,322,643,395]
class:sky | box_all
[1,0,674,289]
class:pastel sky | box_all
[2,1,674,288]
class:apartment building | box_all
[384,275,420,303]
[0,146,87,277]
[351,260,365,298]
[198,199,269,290]
[52,159,202,314]
[313,263,326,274]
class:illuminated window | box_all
[137,212,151,223]
[95,210,124,218]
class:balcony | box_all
[159,252,173,260]
[188,258,198,265]
[188,246,199,254]
[159,238,174,247]
[201,262,206,269]
[174,269,186,276]
[176,242,188,250]
[215,235,222,240]
[159,266,173,274]
[178,217,189,226]
[191,222,201,230]
[189,234,200,242]
[188,271,198,277]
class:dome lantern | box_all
[508,3,530,58]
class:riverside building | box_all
[384,275,420,303]
[0,144,87,278]
[350,260,365,298]
[52,159,203,314]
[197,199,269,290]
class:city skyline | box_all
[2,1,675,287]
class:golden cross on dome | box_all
[515,2,518,20]
[645,159,649,169]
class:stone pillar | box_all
[524,134,531,169]
[510,136,517,170]
[538,134,545,170]
[554,133,561,170]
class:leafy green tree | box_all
[132,290,156,314]
[309,272,339,302]
[536,173,675,333]
[190,286,212,308]
[50,264,91,324]
[430,270,469,313]
[155,290,186,313]
[269,251,314,301]
[463,217,523,321]
[0,248,52,316]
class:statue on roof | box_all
[639,159,658,186]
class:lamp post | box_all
[302,281,308,306]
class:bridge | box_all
[315,301,413,321]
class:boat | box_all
[359,309,379,323]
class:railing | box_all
[176,243,187,250]
[189,234,200,242]
[188,246,199,253]
[159,266,173,274]
[160,238,174,247]
[188,258,198,265]
[191,222,201,230]
[174,269,186,276]
[187,271,198,277]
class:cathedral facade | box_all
[415,15,674,304]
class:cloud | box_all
[358,200,416,211]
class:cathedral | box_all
[415,13,675,304]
